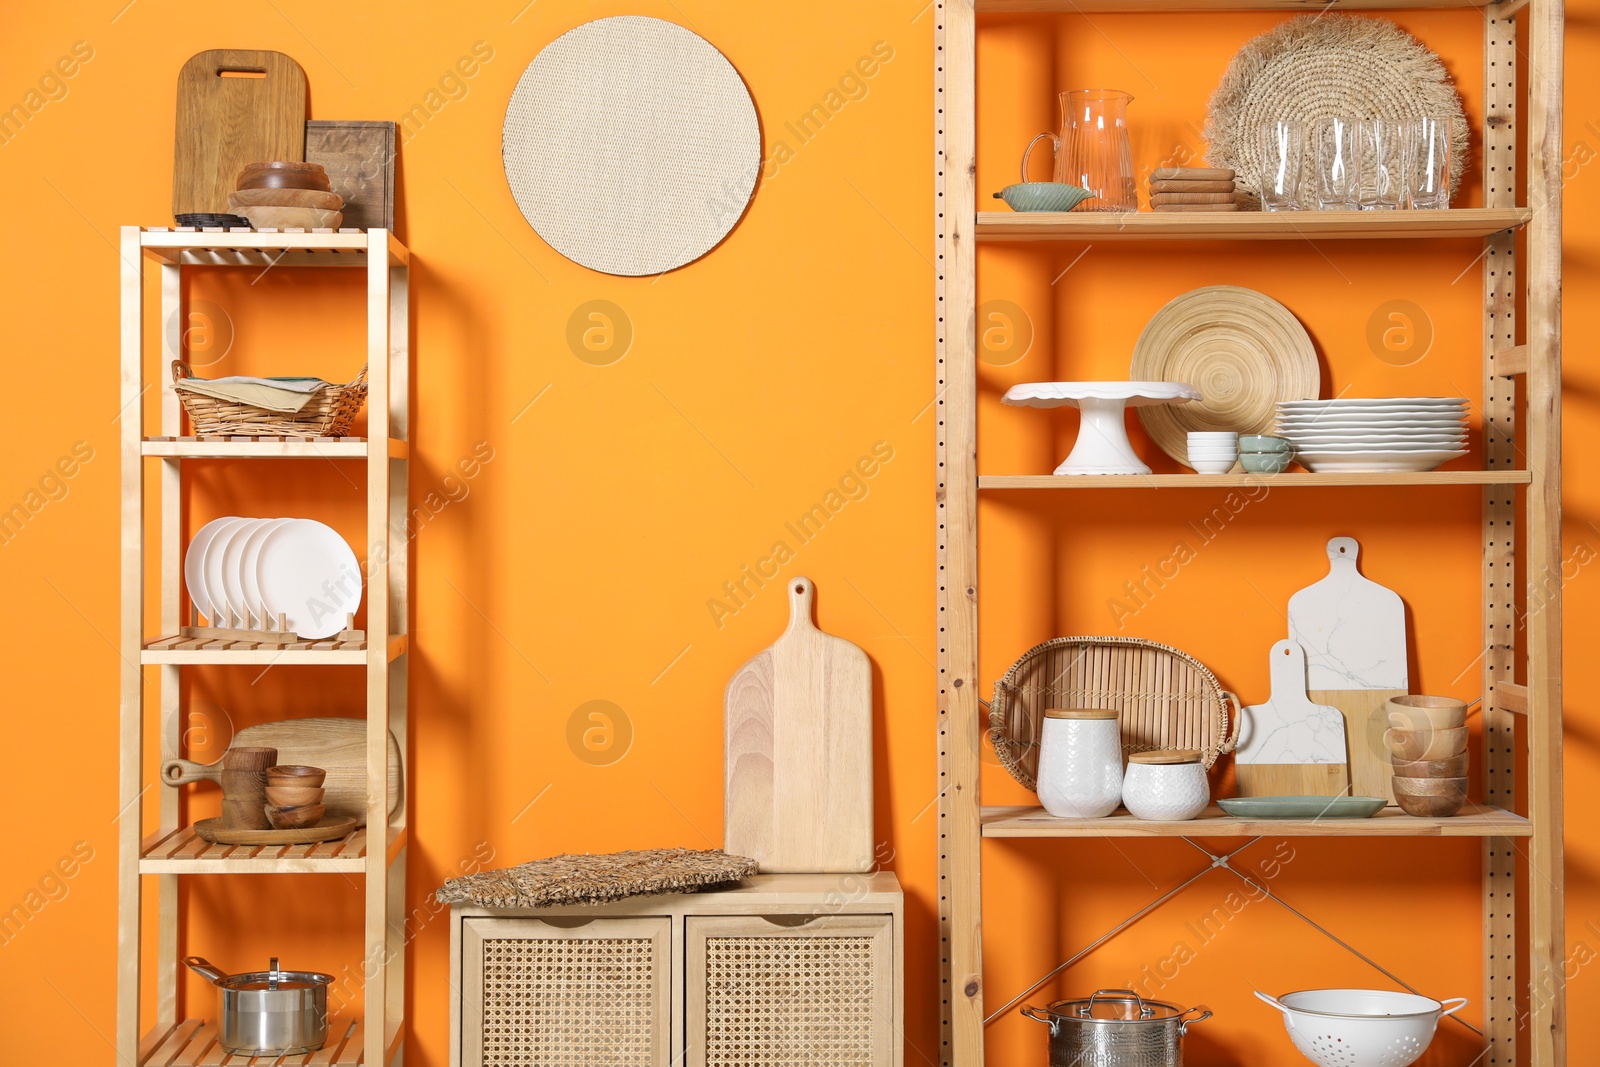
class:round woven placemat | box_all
[1131,286,1320,465]
[503,17,759,276]
[1205,15,1468,208]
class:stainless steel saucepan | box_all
[185,956,331,1056]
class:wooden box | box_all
[451,873,903,1067]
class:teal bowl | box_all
[993,183,1095,212]
[1240,451,1293,474]
[1238,434,1293,453]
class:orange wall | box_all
[0,2,1595,1064]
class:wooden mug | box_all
[219,747,277,830]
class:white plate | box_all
[1297,449,1468,472]
[1284,435,1467,448]
[185,516,239,622]
[238,518,292,628]
[1278,397,1468,408]
[200,517,257,625]
[218,518,269,628]
[256,519,363,639]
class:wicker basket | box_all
[988,635,1240,791]
[172,360,368,438]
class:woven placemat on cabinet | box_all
[1131,285,1319,466]
[503,16,760,276]
[988,636,1241,791]
[436,848,758,908]
[1205,15,1468,208]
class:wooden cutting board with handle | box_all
[173,50,308,216]
[725,577,873,872]
[1288,537,1409,802]
[161,716,402,826]
[1235,640,1350,797]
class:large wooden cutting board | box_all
[725,577,873,872]
[173,50,307,216]
[1288,537,1410,802]
[1235,640,1350,797]
[161,716,401,826]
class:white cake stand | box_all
[1002,381,1202,475]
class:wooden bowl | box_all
[1392,775,1467,797]
[1387,694,1468,731]
[229,188,345,211]
[264,785,324,808]
[237,206,344,230]
[265,803,326,830]
[1393,791,1466,818]
[1384,726,1467,761]
[266,765,327,787]
[1391,753,1469,778]
[237,169,331,192]
[241,160,327,175]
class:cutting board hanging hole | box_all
[218,69,267,79]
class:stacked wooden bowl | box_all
[1384,696,1468,816]
[264,765,327,829]
[229,162,344,230]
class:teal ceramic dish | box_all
[1238,434,1293,453]
[1218,795,1387,819]
[1240,451,1293,474]
[994,183,1095,212]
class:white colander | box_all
[1256,989,1467,1067]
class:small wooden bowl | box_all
[1385,726,1467,761]
[229,187,345,211]
[241,160,327,175]
[266,765,327,788]
[1394,791,1466,818]
[1391,753,1469,778]
[237,206,344,230]
[237,169,331,192]
[265,803,326,830]
[264,785,324,808]
[1387,694,1468,731]
[1392,775,1467,797]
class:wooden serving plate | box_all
[194,815,357,846]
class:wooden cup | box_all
[219,746,277,830]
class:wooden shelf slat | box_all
[139,634,395,665]
[980,470,1533,489]
[143,437,368,458]
[976,207,1530,242]
[981,802,1531,837]
[139,826,371,874]
[141,1018,364,1065]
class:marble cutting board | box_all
[1235,639,1350,797]
[1288,537,1409,802]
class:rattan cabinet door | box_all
[463,916,672,1067]
[686,914,895,1067]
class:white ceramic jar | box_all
[1121,750,1210,821]
[1036,709,1124,818]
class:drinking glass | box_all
[1406,116,1451,209]
[1258,121,1303,211]
[1358,118,1404,210]
[1314,117,1358,210]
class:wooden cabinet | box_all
[451,873,904,1067]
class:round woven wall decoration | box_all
[1205,15,1468,208]
[503,17,760,276]
[1131,286,1320,466]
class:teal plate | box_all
[1218,795,1387,819]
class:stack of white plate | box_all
[1275,398,1469,473]
[185,517,363,639]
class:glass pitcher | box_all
[1022,89,1137,212]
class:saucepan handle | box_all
[1021,1005,1057,1034]
[1178,1005,1212,1034]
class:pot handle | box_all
[1021,133,1059,183]
[1089,988,1152,1018]
[1021,1005,1054,1026]
[1439,997,1469,1017]
[184,956,229,985]
[1177,1005,1213,1034]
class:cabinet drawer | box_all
[462,916,672,1067]
[686,913,895,1067]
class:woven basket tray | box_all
[988,636,1240,791]
[172,360,368,439]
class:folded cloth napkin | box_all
[175,374,332,413]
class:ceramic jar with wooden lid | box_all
[1036,708,1123,818]
[1121,749,1209,821]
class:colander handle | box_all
[1254,991,1294,1029]
[1439,997,1469,1017]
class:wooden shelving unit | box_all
[934,2,1564,1066]
[118,227,411,1067]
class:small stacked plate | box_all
[1275,398,1469,473]
[185,517,362,639]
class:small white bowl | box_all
[1188,432,1240,442]
[1189,458,1237,474]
